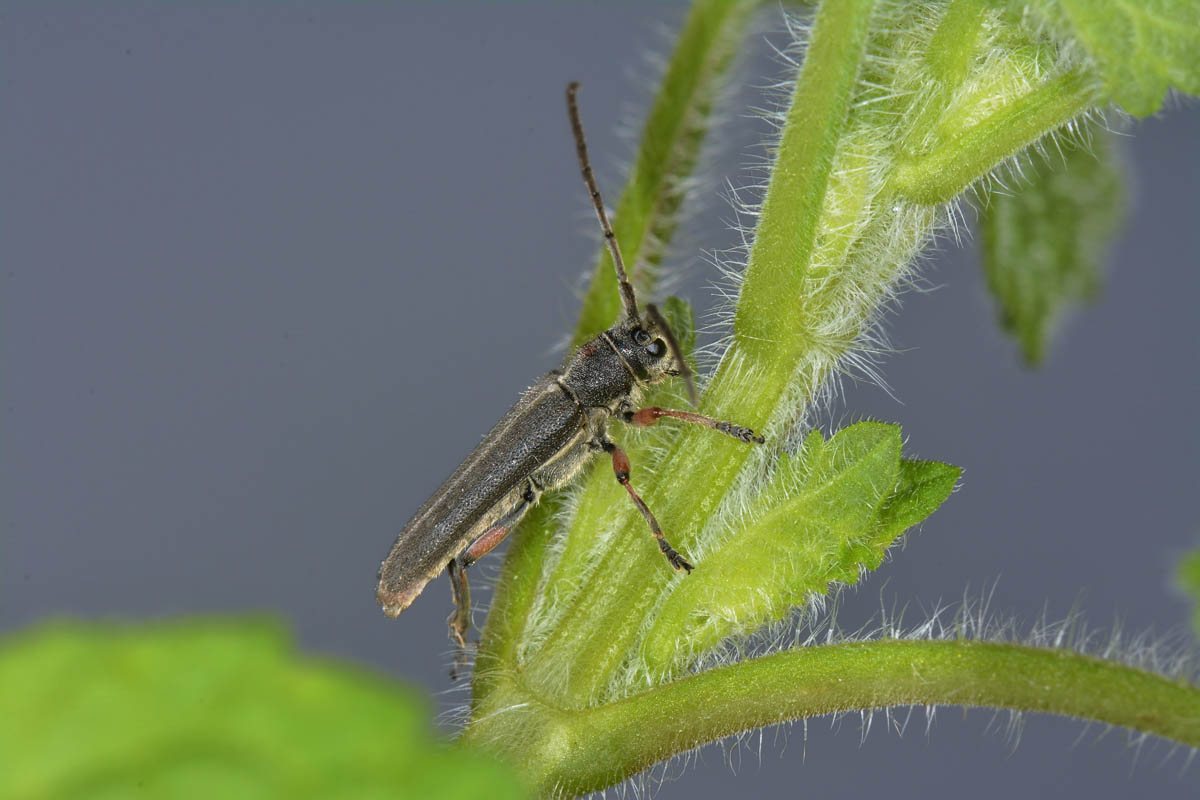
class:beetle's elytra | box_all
[376,83,763,656]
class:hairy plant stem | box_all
[525,0,881,710]
[891,68,1101,204]
[461,639,1200,796]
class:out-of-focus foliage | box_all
[980,130,1124,365]
[0,620,526,799]
[1177,549,1200,637]
[1027,0,1200,117]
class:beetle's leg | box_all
[446,554,475,676]
[445,481,539,672]
[597,437,693,573]
[622,405,764,445]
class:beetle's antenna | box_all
[567,82,640,323]
[646,303,698,407]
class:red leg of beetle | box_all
[605,441,693,573]
[462,524,512,568]
[628,406,764,444]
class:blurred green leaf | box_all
[0,619,526,800]
[1028,0,1200,117]
[1177,549,1200,637]
[980,131,1124,365]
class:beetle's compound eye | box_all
[646,339,666,359]
[633,328,651,346]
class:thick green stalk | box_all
[462,639,1200,797]
[526,0,881,707]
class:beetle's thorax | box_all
[558,317,675,410]
[558,331,637,409]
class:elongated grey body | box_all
[375,83,762,651]
[376,331,640,617]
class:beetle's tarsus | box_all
[660,539,694,573]
[448,627,475,682]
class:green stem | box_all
[896,0,987,155]
[528,0,880,708]
[891,68,1102,205]
[464,640,1200,797]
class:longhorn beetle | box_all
[376,83,764,654]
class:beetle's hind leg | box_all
[445,481,539,678]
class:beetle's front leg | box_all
[620,402,764,444]
[592,434,693,573]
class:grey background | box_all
[4,3,1198,798]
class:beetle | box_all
[376,82,764,651]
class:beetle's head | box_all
[608,304,697,405]
[566,84,697,406]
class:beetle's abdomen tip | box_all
[377,582,423,618]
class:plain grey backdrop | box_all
[4,3,1199,798]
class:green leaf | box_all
[875,459,964,543]
[639,423,960,678]
[980,131,1124,365]
[0,619,526,800]
[1028,0,1200,117]
[1176,549,1200,637]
